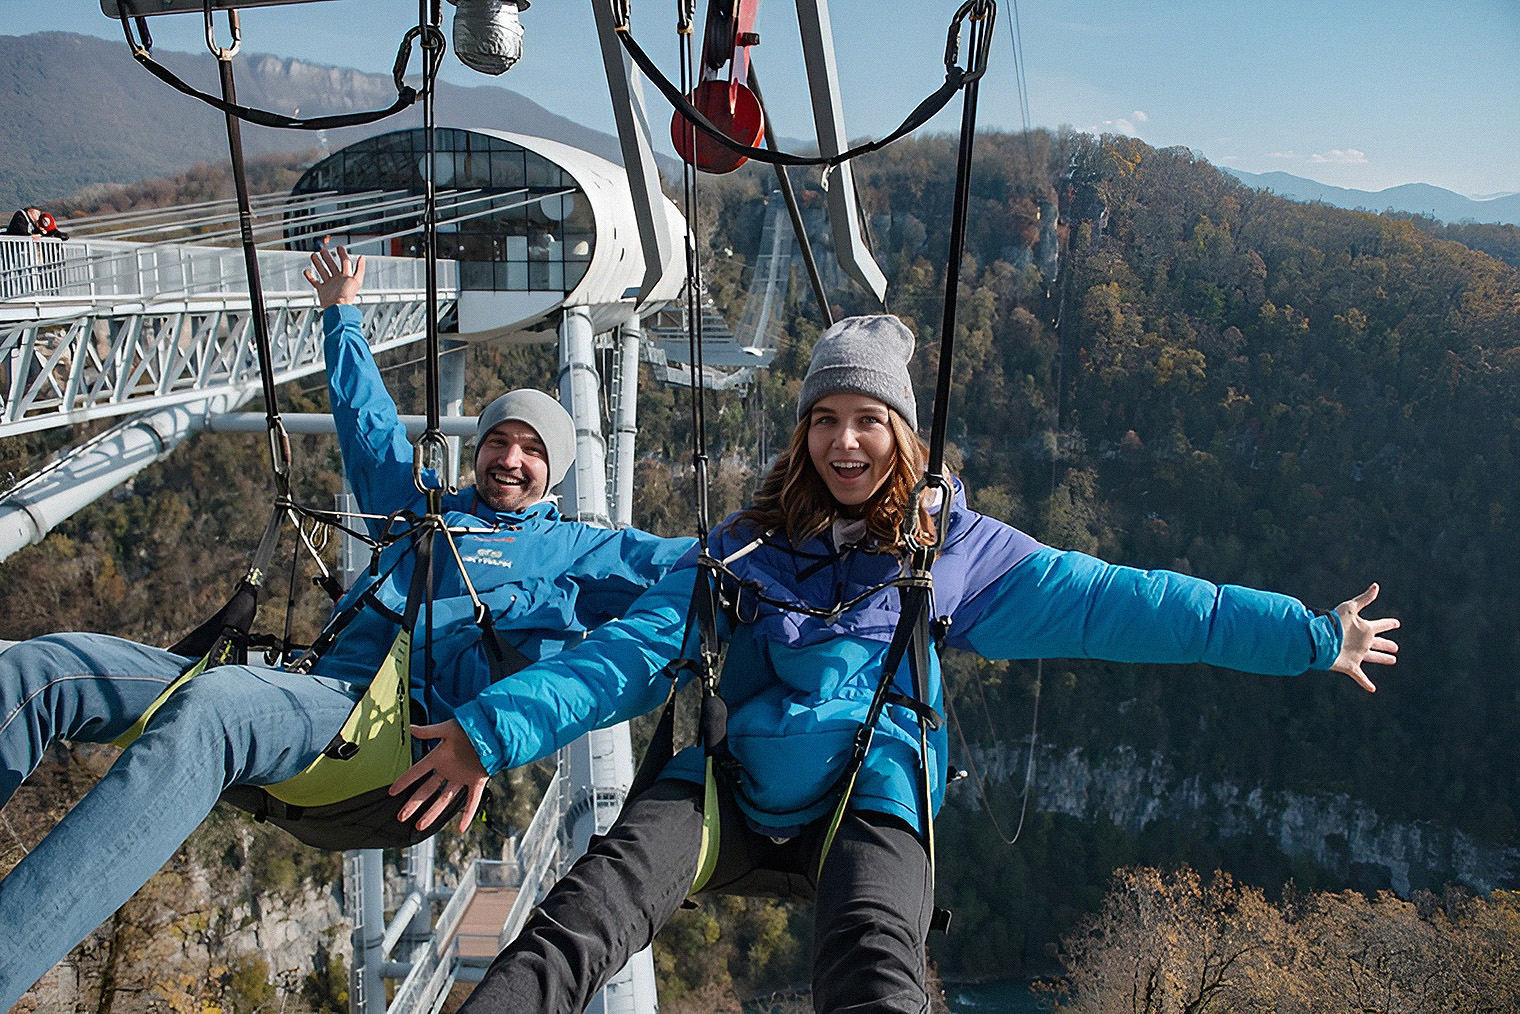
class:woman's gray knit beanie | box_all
[796,314,917,427]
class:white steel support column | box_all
[609,321,641,528]
[337,487,389,1014]
[556,307,656,1014]
[589,0,673,304]
[441,336,468,487]
[0,397,224,564]
[399,839,436,963]
[557,305,610,527]
[794,0,889,306]
[351,842,388,1014]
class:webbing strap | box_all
[475,607,534,683]
[115,5,423,132]
[264,525,435,807]
[805,2,997,870]
[287,513,427,673]
[643,0,997,886]
[615,4,987,171]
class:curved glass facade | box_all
[289,128,595,293]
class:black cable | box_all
[115,0,447,666]
[615,12,979,171]
[922,1,995,492]
[114,1,423,132]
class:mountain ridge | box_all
[1223,167,1520,226]
[0,30,645,211]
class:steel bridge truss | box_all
[0,244,453,440]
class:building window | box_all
[289,129,594,293]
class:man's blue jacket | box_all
[314,304,692,722]
[452,479,1343,836]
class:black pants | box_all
[458,779,933,1014]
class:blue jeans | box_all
[0,632,360,1006]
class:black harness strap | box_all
[115,3,423,132]
[673,1,996,910]
[317,521,435,761]
[614,2,989,172]
[120,1,431,666]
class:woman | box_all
[395,314,1398,1014]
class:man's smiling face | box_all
[473,420,550,512]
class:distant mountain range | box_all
[4,31,1514,234]
[0,31,643,211]
[1223,168,1520,227]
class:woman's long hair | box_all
[736,408,935,551]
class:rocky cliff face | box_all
[965,743,1520,896]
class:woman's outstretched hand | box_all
[1331,583,1400,692]
[390,720,490,833]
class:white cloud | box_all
[1080,117,1141,136]
[1310,149,1370,165]
[1131,110,1149,123]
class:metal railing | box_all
[497,764,567,951]
[0,234,448,313]
[0,248,453,438]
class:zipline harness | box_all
[108,0,513,850]
[629,0,997,924]
[113,0,1006,862]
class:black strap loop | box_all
[474,603,535,683]
[617,27,967,171]
[115,1,424,131]
[885,691,943,731]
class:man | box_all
[0,246,690,1005]
[6,206,68,240]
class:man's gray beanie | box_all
[474,389,576,490]
[796,314,918,427]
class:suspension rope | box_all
[116,0,447,667]
[664,1,999,875]
[863,0,996,856]
[114,1,424,132]
[613,0,992,172]
[411,1,451,508]
[930,0,1047,844]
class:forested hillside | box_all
[687,130,1520,980]
[3,130,1519,1007]
[696,129,1520,838]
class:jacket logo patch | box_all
[465,548,513,568]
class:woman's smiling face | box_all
[807,393,898,509]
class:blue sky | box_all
[3,0,1516,197]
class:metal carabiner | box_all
[203,0,242,61]
[412,429,454,499]
[944,0,996,82]
[266,417,293,490]
[903,473,952,554]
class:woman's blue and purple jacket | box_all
[452,481,1342,835]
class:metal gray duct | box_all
[0,399,222,564]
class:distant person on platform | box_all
[6,206,68,241]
